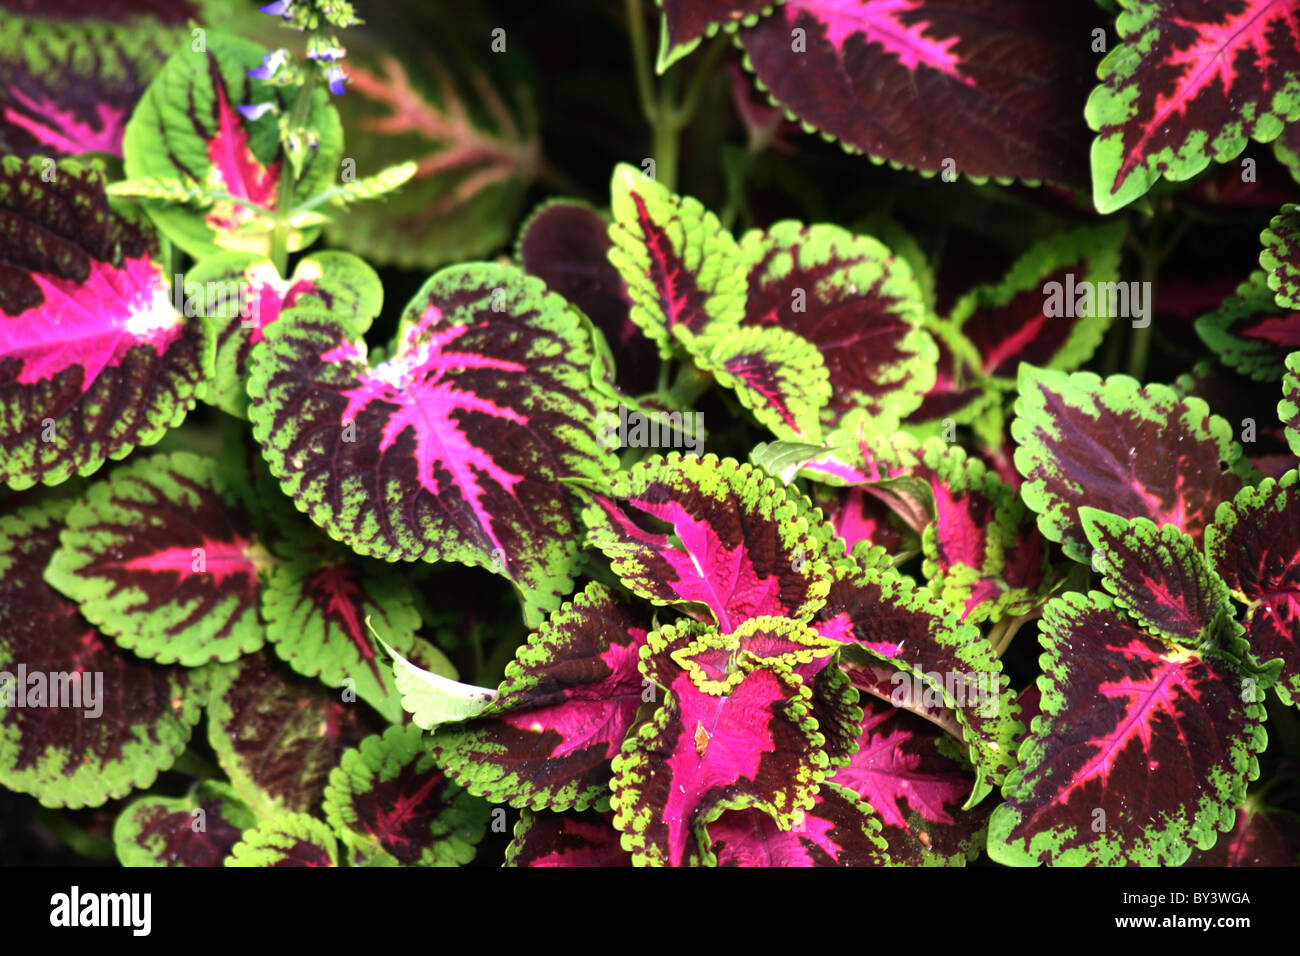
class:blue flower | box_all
[259,1,292,16]
[248,49,290,81]
[308,44,346,62]
[323,66,349,96]
[237,102,277,121]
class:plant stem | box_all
[624,0,656,125]
[270,69,318,278]
[653,70,681,191]
[990,612,1035,658]
[1126,236,1159,380]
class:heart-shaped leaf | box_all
[247,262,617,624]
[738,0,1094,186]
[1087,0,1300,212]
[581,453,831,631]
[431,583,653,811]
[322,724,491,867]
[45,452,272,666]
[0,501,204,809]
[987,591,1266,866]
[0,155,202,490]
[1013,366,1243,564]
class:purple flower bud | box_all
[237,102,277,121]
[248,49,289,81]
[324,66,349,96]
[308,44,346,62]
[259,1,291,16]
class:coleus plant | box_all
[2,0,1300,870]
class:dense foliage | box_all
[1,0,1299,867]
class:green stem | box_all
[675,34,728,129]
[270,69,318,278]
[624,0,656,126]
[653,70,681,191]
[1126,237,1160,381]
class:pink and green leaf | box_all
[738,0,1095,186]
[1012,366,1243,564]
[44,452,271,666]
[247,262,618,625]
[829,693,988,865]
[191,250,383,419]
[322,724,491,867]
[737,220,936,434]
[505,809,632,867]
[1282,351,1300,454]
[1195,271,1300,381]
[611,623,831,867]
[581,453,831,630]
[987,591,1266,866]
[1087,0,1300,213]
[0,501,204,809]
[1206,469,1300,705]
[225,812,339,867]
[262,553,424,725]
[1082,508,1240,649]
[696,784,891,866]
[656,0,776,71]
[0,155,202,490]
[431,583,653,811]
[112,780,255,867]
[607,163,746,357]
[122,33,342,259]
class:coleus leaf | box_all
[226,812,339,867]
[431,583,652,811]
[205,651,386,817]
[612,618,840,866]
[1195,271,1300,381]
[1087,0,1300,213]
[696,784,890,866]
[702,324,832,441]
[247,262,617,625]
[0,501,204,809]
[516,198,657,397]
[505,809,632,867]
[943,225,1126,384]
[737,0,1094,186]
[737,220,936,435]
[581,453,831,631]
[0,10,175,157]
[44,452,272,666]
[322,724,491,867]
[987,591,1266,866]
[1173,360,1298,480]
[1081,508,1239,649]
[607,163,745,357]
[1012,366,1243,564]
[1206,470,1300,706]
[0,155,202,490]
[190,250,384,419]
[328,43,538,271]
[262,549,424,725]
[656,0,774,71]
[384,637,498,731]
[122,33,343,259]
[811,562,1019,796]
[112,780,255,867]
[827,693,988,865]
[1283,351,1300,454]
[1260,203,1300,309]
[919,441,1055,624]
